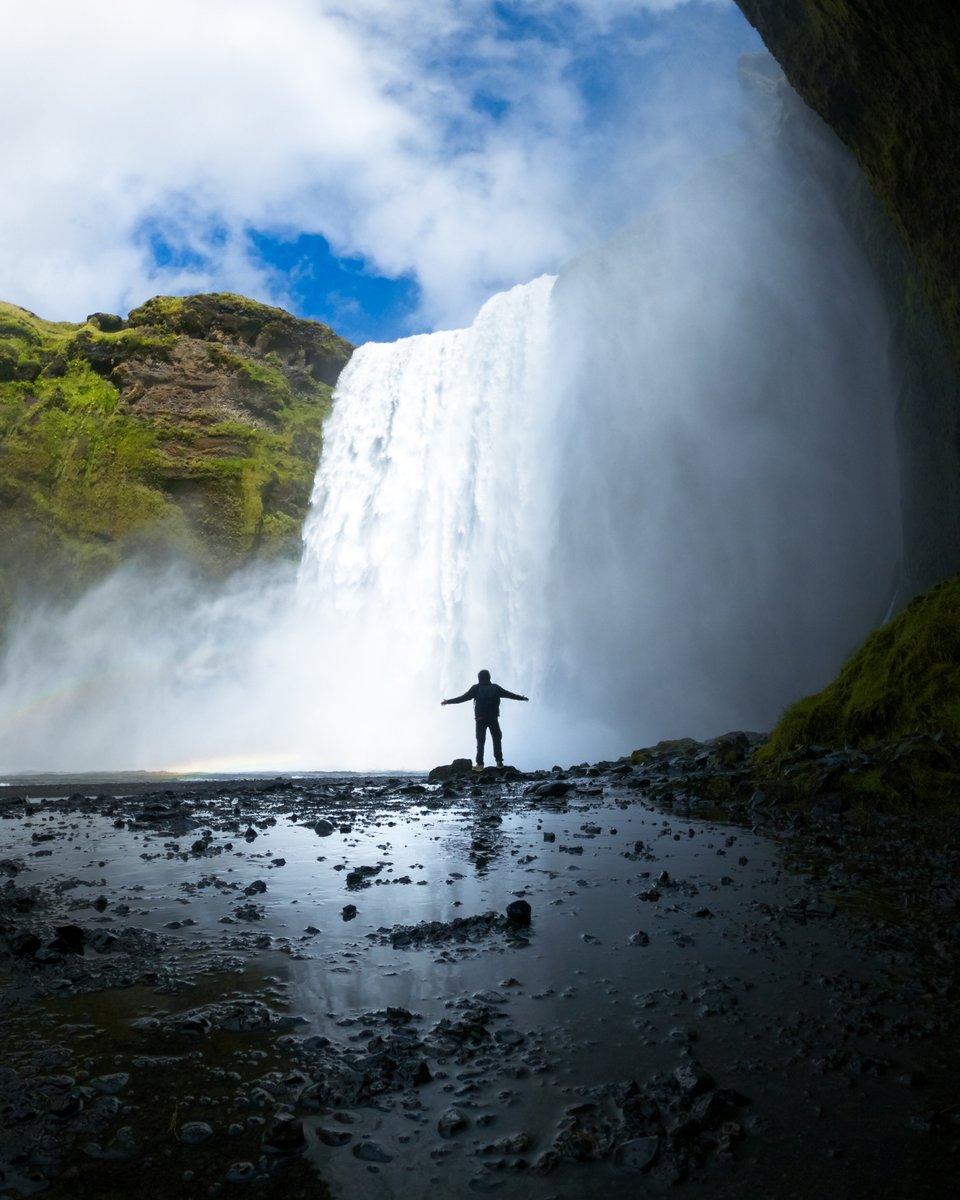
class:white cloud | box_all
[0,0,752,334]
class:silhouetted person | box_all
[442,669,528,769]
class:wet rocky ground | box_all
[1,735,958,1199]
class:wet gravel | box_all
[1,738,959,1199]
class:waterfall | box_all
[290,277,556,768]
[541,150,903,749]
[287,68,902,767]
[0,61,903,773]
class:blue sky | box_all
[1,1,763,346]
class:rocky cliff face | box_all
[0,294,352,625]
[735,0,960,597]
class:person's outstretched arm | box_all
[495,686,529,702]
[441,687,475,706]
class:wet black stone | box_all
[674,1063,715,1098]
[506,900,531,926]
[692,1087,748,1127]
[346,864,383,889]
[263,1112,306,1153]
[400,1059,433,1085]
[385,1006,414,1023]
[617,1135,659,1172]
[178,1121,213,1144]
[438,1107,469,1138]
[50,925,86,955]
[527,780,573,798]
[233,903,264,921]
[317,1126,352,1147]
[353,1140,393,1162]
[48,1092,84,1120]
[88,930,119,952]
[8,930,41,957]
[668,1113,702,1142]
[225,1162,257,1183]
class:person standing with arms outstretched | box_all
[442,669,529,770]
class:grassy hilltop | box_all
[0,294,352,626]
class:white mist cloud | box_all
[0,0,752,333]
[0,36,906,775]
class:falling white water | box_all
[0,282,562,774]
[288,276,557,768]
[299,276,555,674]
[0,60,904,774]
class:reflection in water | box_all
[0,782,930,1200]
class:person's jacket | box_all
[446,682,524,721]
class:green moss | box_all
[758,732,960,814]
[754,577,960,813]
[0,300,78,344]
[128,292,279,331]
[760,577,960,759]
[126,295,191,327]
[73,325,176,358]
[630,737,700,765]
[0,293,350,630]
[204,344,289,414]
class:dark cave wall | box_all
[735,0,960,599]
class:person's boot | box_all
[472,763,483,772]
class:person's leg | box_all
[475,719,486,767]
[490,718,503,766]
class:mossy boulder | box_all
[127,294,349,387]
[756,578,960,810]
[760,577,960,756]
[0,294,352,628]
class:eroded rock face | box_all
[735,2,960,363]
[0,293,353,625]
[126,293,351,389]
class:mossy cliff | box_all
[0,294,352,626]
[735,0,960,597]
[753,577,960,811]
[762,577,960,754]
[625,579,960,813]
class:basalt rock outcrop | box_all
[0,293,352,625]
